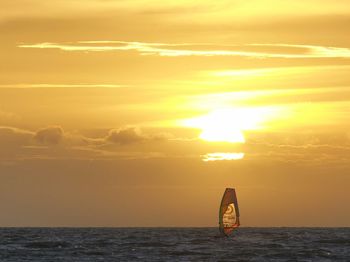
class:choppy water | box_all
[0,228,349,261]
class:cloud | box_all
[0,126,34,161]
[3,0,350,25]
[18,41,350,59]
[33,126,64,145]
[0,125,89,148]
[202,152,244,162]
[0,110,17,119]
[0,110,20,123]
[242,131,350,165]
[150,132,174,141]
[1,125,170,150]
[106,127,146,145]
[0,84,125,89]
[0,125,173,164]
[1,124,350,166]
[0,126,33,147]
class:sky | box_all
[0,0,350,227]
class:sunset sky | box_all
[1,0,349,227]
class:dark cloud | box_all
[33,126,64,145]
[0,127,33,160]
[0,125,171,151]
[106,127,146,145]
[0,126,33,147]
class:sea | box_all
[0,228,349,261]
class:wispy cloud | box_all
[0,83,125,88]
[18,41,350,58]
[0,109,19,121]
[202,152,245,162]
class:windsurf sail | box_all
[219,188,240,236]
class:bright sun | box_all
[182,107,274,143]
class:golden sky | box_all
[0,0,349,226]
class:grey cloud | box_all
[106,127,146,145]
[104,127,173,145]
[1,125,171,149]
[0,127,34,161]
[0,126,33,147]
[0,125,173,163]
[33,126,64,145]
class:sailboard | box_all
[219,188,240,236]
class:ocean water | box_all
[0,228,349,261]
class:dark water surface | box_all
[0,228,349,261]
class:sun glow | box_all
[200,128,245,143]
[182,107,275,143]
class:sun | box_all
[182,107,274,143]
